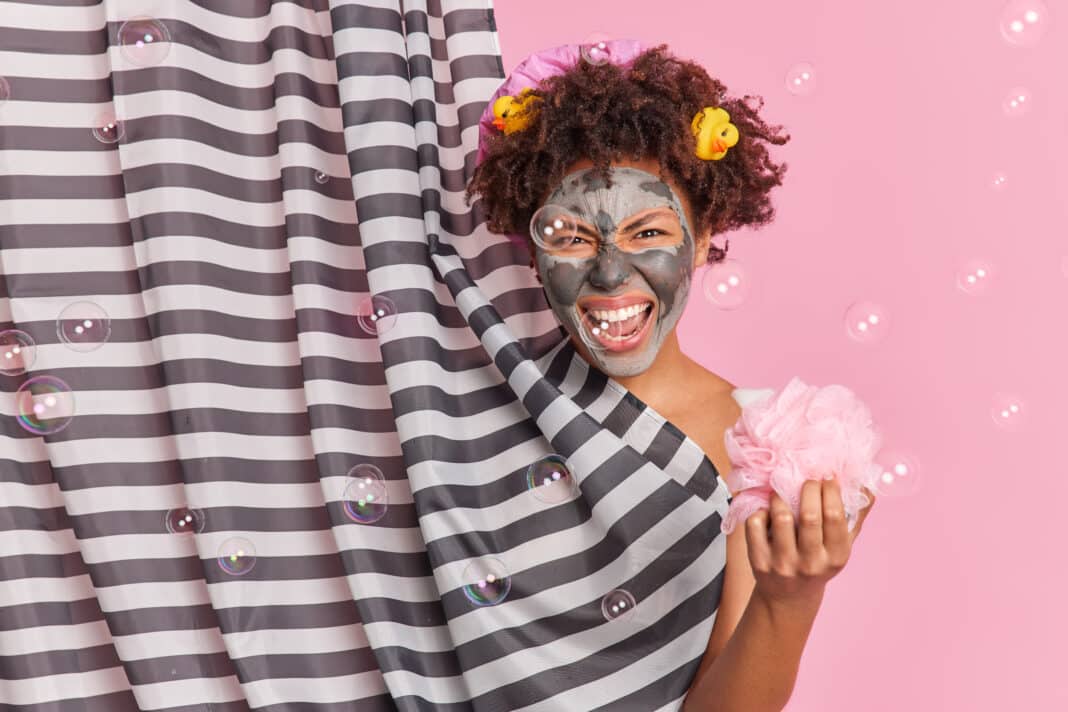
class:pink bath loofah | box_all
[720,377,884,536]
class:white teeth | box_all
[588,303,651,322]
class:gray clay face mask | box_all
[533,166,698,378]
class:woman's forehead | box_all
[573,205,682,230]
[546,166,693,234]
[551,166,682,205]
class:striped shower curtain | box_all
[0,1,734,709]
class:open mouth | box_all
[579,301,655,352]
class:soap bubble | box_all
[579,32,614,67]
[165,507,205,534]
[525,454,579,504]
[785,62,818,96]
[56,301,111,352]
[0,329,37,376]
[529,204,580,252]
[601,588,637,622]
[955,258,995,296]
[343,464,388,524]
[1001,86,1033,117]
[843,301,890,344]
[999,0,1050,47]
[119,16,172,66]
[579,310,610,353]
[989,171,1009,191]
[92,112,125,144]
[462,557,511,606]
[701,258,750,310]
[871,449,922,497]
[356,295,398,335]
[314,170,329,184]
[990,392,1026,431]
[16,376,75,436]
[217,537,257,575]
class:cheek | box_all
[539,246,693,308]
[540,258,589,305]
[631,252,691,304]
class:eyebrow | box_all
[574,207,676,238]
[619,208,675,232]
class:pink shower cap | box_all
[475,38,650,245]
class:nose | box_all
[588,247,631,291]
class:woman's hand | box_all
[744,478,876,606]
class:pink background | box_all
[492,1,1066,709]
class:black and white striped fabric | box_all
[0,1,752,709]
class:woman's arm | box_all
[682,587,824,712]
[684,479,877,712]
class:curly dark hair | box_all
[464,44,791,269]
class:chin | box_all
[568,332,656,378]
[596,359,652,379]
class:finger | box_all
[744,509,772,573]
[862,486,877,508]
[856,486,876,524]
[797,479,824,559]
[850,487,877,541]
[821,477,850,557]
[768,489,798,565]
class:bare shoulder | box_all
[690,359,737,397]
[667,360,741,482]
[682,360,741,429]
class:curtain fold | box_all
[0,1,732,709]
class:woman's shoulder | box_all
[681,359,774,413]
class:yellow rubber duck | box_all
[691,106,739,160]
[491,87,541,135]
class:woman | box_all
[466,41,877,710]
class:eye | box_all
[636,228,663,239]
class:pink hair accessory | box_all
[475,38,648,246]
[720,377,885,536]
[475,38,648,166]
